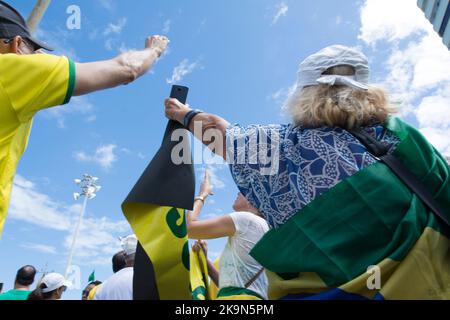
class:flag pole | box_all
[27,0,52,33]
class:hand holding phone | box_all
[170,85,189,104]
[165,85,190,124]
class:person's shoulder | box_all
[117,267,134,277]
[0,290,26,300]
[6,53,69,69]
[0,52,64,62]
[122,267,134,273]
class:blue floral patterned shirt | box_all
[226,124,400,229]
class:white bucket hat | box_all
[41,273,71,293]
[295,45,370,91]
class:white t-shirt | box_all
[94,267,133,300]
[219,211,269,299]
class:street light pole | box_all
[64,174,101,279]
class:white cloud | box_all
[99,0,114,11]
[137,152,146,160]
[63,216,129,264]
[419,127,450,157]
[415,88,450,128]
[104,38,114,51]
[166,59,200,84]
[269,84,296,104]
[43,96,95,129]
[75,144,118,169]
[103,18,127,51]
[336,15,342,25]
[272,2,289,25]
[10,175,131,266]
[21,243,57,255]
[359,0,450,157]
[9,175,73,231]
[103,18,127,36]
[359,0,428,45]
[162,19,171,34]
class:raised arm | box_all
[187,171,235,239]
[74,35,168,96]
[164,98,230,160]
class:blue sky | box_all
[0,0,449,300]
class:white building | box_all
[417,0,450,48]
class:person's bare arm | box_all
[187,171,236,239]
[188,215,236,239]
[206,259,219,287]
[74,35,168,96]
[164,98,230,160]
[193,240,220,287]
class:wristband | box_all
[183,109,203,128]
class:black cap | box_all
[0,0,52,51]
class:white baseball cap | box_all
[295,45,370,91]
[120,234,138,256]
[41,273,71,293]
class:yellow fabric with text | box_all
[123,203,191,299]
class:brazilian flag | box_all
[122,120,195,300]
[250,117,450,300]
[189,249,210,300]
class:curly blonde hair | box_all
[284,66,397,129]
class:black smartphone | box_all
[170,85,189,104]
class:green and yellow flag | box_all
[189,249,210,300]
[122,119,195,300]
[88,270,95,282]
[250,117,450,300]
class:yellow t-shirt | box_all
[0,53,75,235]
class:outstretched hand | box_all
[199,170,214,198]
[145,35,169,57]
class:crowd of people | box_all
[0,236,133,300]
[0,1,448,300]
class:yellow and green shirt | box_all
[0,53,75,235]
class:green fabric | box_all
[192,286,207,300]
[0,289,31,300]
[63,59,76,105]
[217,287,264,300]
[250,117,449,287]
